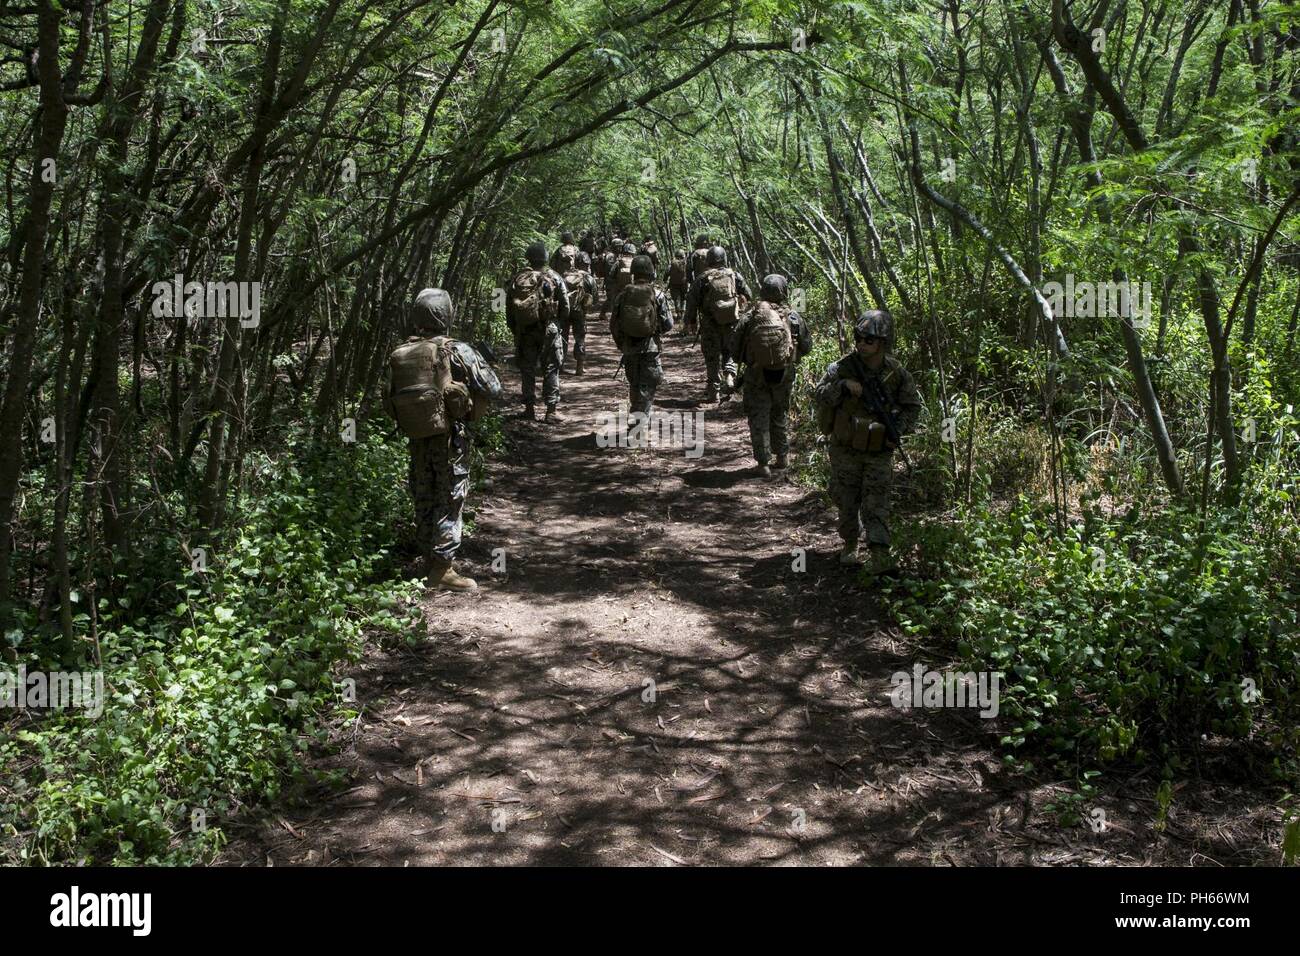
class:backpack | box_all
[746,302,794,370]
[642,240,658,259]
[704,268,739,324]
[619,283,657,339]
[564,269,589,310]
[556,243,579,271]
[668,259,687,286]
[611,254,635,297]
[507,269,554,328]
[388,336,452,438]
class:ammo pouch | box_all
[832,396,888,452]
[443,380,473,421]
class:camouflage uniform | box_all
[509,266,567,410]
[610,282,675,414]
[729,304,813,466]
[813,354,921,549]
[388,292,503,567]
[560,270,597,366]
[685,267,752,396]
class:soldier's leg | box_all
[408,436,439,561]
[516,331,538,409]
[770,379,793,465]
[700,320,722,397]
[430,432,470,561]
[632,353,662,416]
[571,307,587,363]
[743,380,772,465]
[542,324,563,414]
[624,354,643,422]
[828,445,868,547]
[559,310,572,364]
[859,451,895,549]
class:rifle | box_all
[850,354,913,474]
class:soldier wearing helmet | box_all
[609,254,675,415]
[728,274,813,477]
[505,241,569,422]
[684,245,752,402]
[384,288,503,591]
[813,309,922,571]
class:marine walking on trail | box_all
[609,254,675,415]
[684,245,752,403]
[813,309,921,572]
[507,241,568,423]
[385,288,503,591]
[728,274,813,478]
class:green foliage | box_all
[0,431,422,865]
[883,497,1300,775]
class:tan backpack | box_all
[619,283,657,339]
[611,255,635,297]
[746,302,794,370]
[705,268,739,324]
[388,336,452,438]
[507,269,555,328]
[689,247,710,281]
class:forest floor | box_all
[222,302,1282,866]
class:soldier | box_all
[579,229,597,259]
[599,241,639,325]
[506,241,568,422]
[666,250,688,319]
[560,250,598,375]
[385,288,503,591]
[813,310,921,571]
[551,231,580,273]
[729,274,812,477]
[641,235,660,271]
[682,234,711,335]
[609,254,674,415]
[684,245,751,403]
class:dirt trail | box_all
[224,306,1273,866]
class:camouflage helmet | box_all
[759,274,788,304]
[525,241,547,267]
[706,245,727,267]
[854,309,894,343]
[561,230,574,244]
[673,249,686,260]
[409,287,453,335]
[631,254,655,279]
[694,234,710,248]
[622,241,637,255]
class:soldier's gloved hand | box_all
[844,380,863,398]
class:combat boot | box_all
[518,404,536,420]
[426,557,478,591]
[704,387,718,403]
[545,406,563,424]
[774,453,789,470]
[838,541,862,566]
[574,355,585,375]
[756,463,772,479]
[866,546,897,577]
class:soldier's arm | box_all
[894,365,923,434]
[683,278,702,324]
[728,315,749,359]
[814,361,849,407]
[734,273,753,300]
[657,292,675,334]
